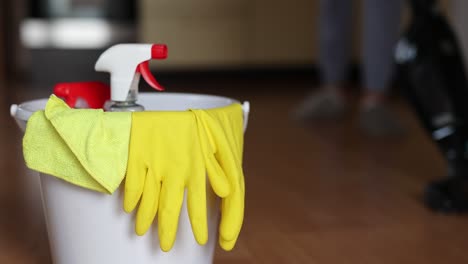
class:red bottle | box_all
[53,81,111,109]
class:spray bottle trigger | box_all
[137,61,164,91]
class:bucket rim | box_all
[11,92,244,122]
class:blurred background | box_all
[1,0,468,263]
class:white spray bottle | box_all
[95,43,168,111]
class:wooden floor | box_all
[1,75,468,263]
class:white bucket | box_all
[11,92,250,264]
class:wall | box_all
[139,0,455,70]
[139,0,317,69]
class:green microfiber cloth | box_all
[23,95,131,194]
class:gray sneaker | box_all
[292,90,346,121]
[359,103,405,137]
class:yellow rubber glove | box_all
[191,103,245,251]
[123,111,230,252]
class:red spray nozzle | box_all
[152,44,168,59]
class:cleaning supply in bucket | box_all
[53,81,110,109]
[22,95,246,252]
[95,43,167,111]
[191,104,245,251]
[23,95,131,193]
[21,43,248,254]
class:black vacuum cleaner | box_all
[395,0,468,212]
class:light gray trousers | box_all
[319,0,403,91]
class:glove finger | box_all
[187,162,208,245]
[205,113,241,199]
[123,156,146,213]
[219,235,239,251]
[158,178,185,252]
[194,111,230,198]
[219,176,245,242]
[135,167,161,236]
[205,155,230,198]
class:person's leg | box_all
[360,0,404,135]
[293,0,353,120]
[319,0,353,88]
[362,0,402,99]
